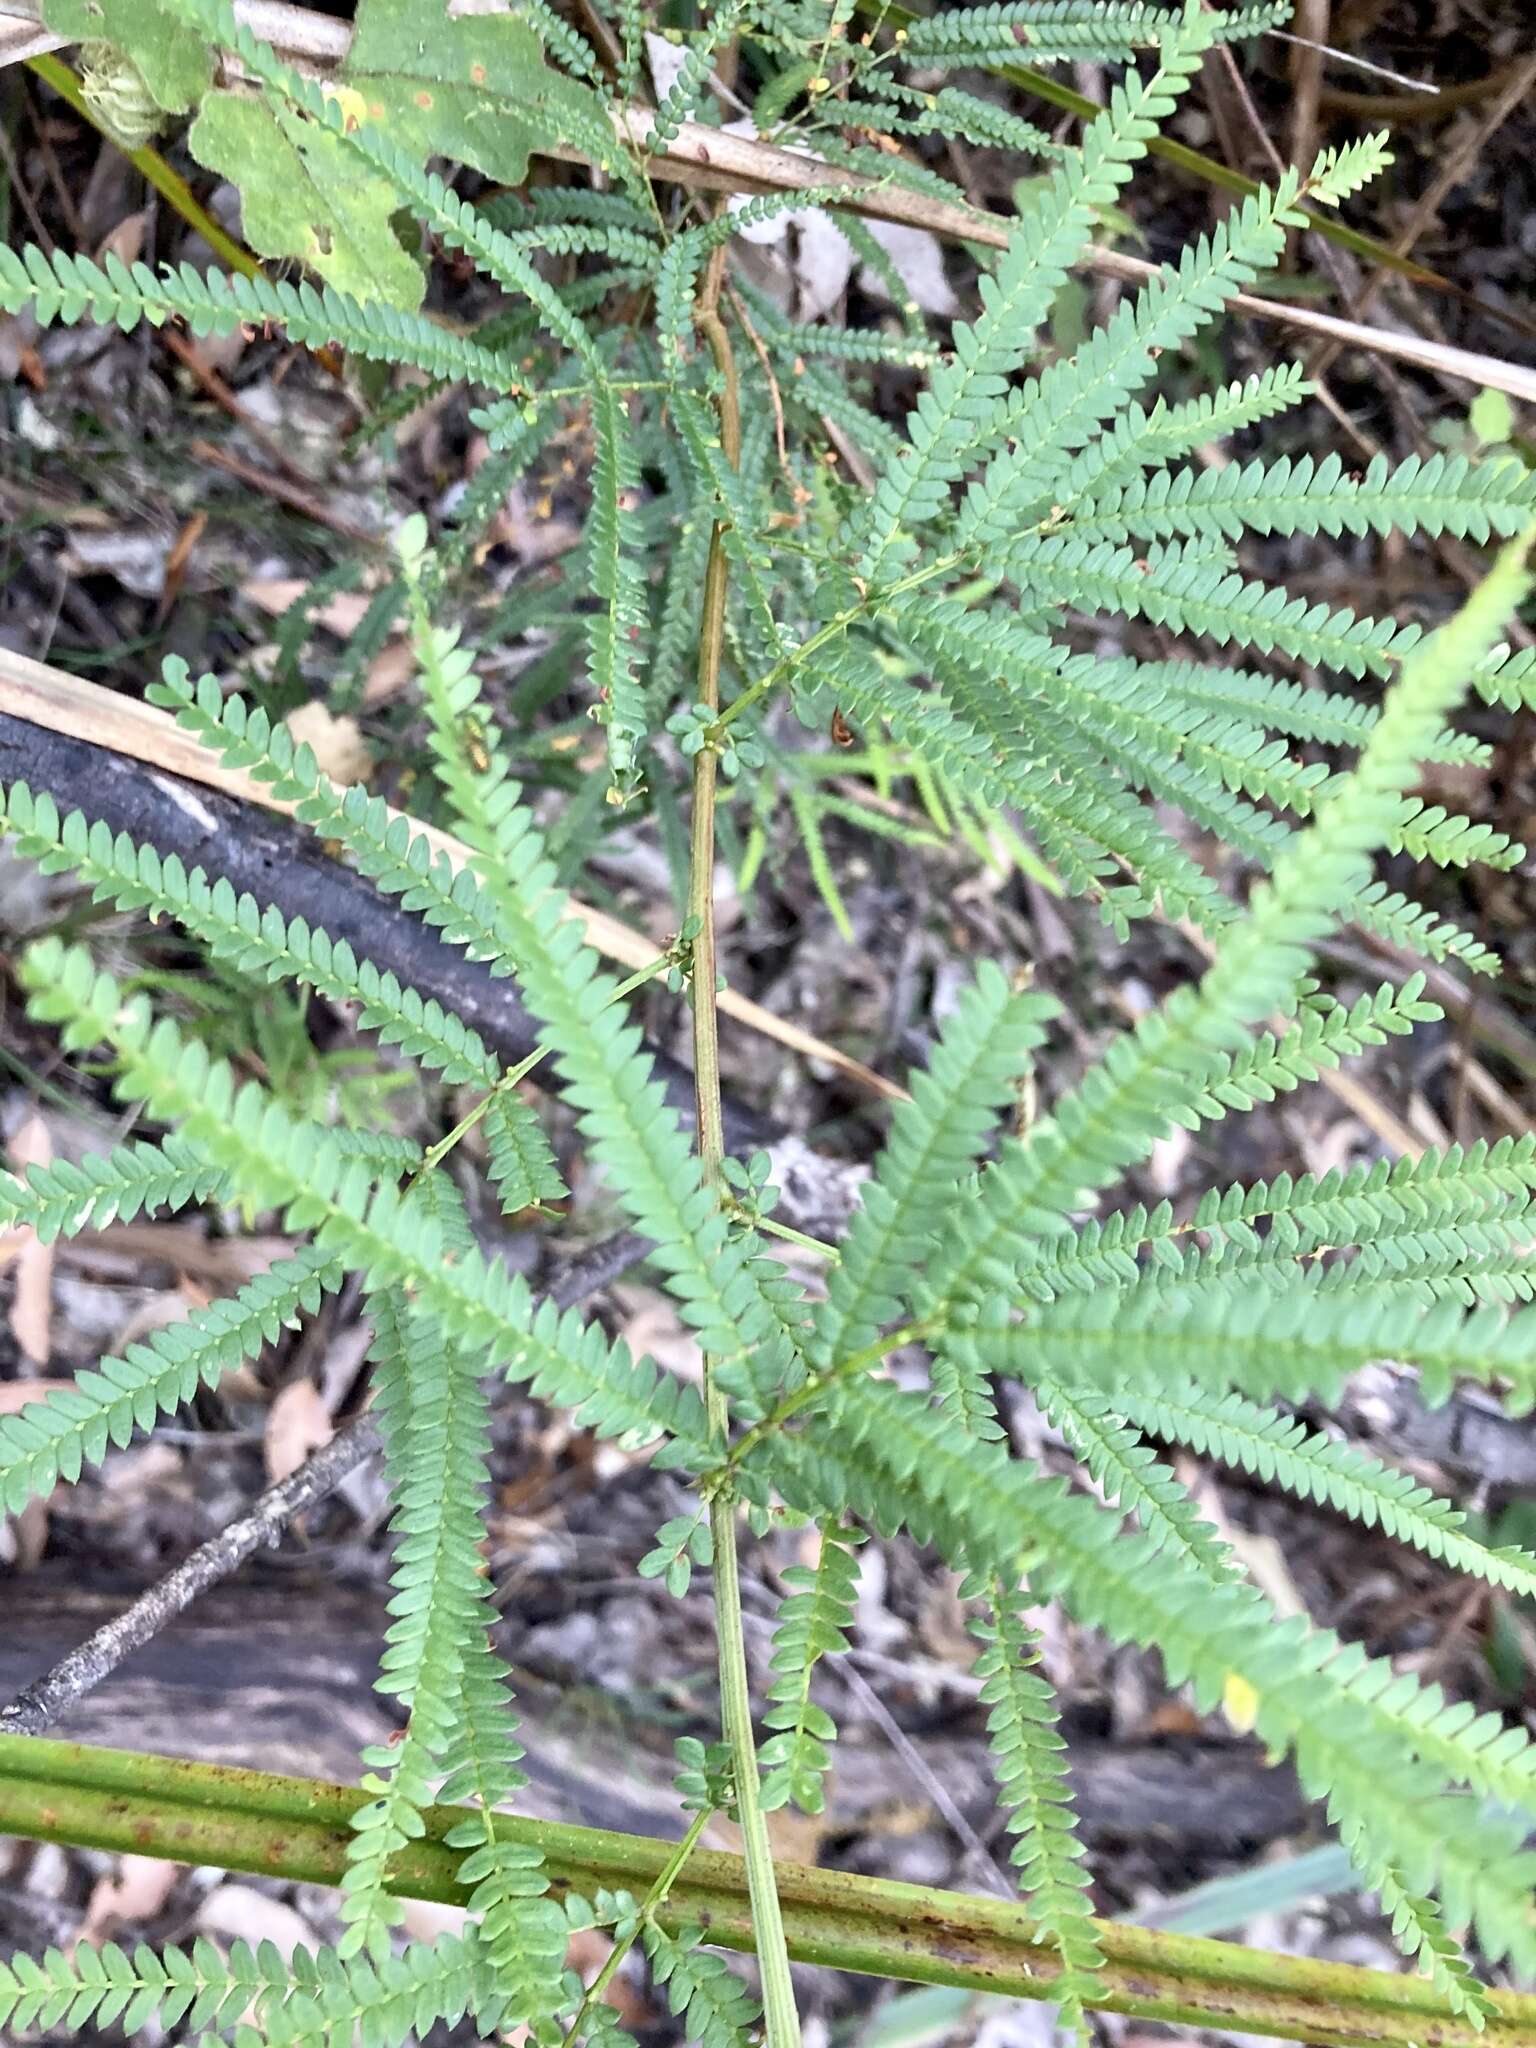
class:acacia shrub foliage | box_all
[2,1,1536,2043]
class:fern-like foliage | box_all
[0,779,501,1086]
[0,1933,505,2047]
[1022,1130,1536,1307]
[894,0,1289,67]
[586,382,651,805]
[727,536,1536,1988]
[16,942,714,1471]
[0,1130,224,1243]
[1033,1380,1235,1579]
[759,1519,863,1814]
[1113,1385,1536,1598]
[806,959,1054,1377]
[349,1179,567,2025]
[965,1568,1104,2028]
[0,1244,342,1513]
[9,0,1536,2034]
[850,7,1217,584]
[761,1374,1536,1974]
[641,1923,763,2048]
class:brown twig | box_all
[604,107,1536,400]
[724,281,793,494]
[0,709,785,1156]
[190,437,385,550]
[0,1417,384,1737]
[0,97,53,252]
[1318,58,1533,124]
[160,331,313,483]
[0,1230,649,1738]
[8,0,1536,403]
[1308,54,1536,388]
[1286,0,1329,241]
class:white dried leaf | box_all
[860,220,959,317]
[644,29,689,103]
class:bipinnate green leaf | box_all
[0,1930,505,2044]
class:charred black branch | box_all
[0,712,772,1155]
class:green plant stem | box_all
[725,1320,935,1473]
[724,1318,937,1482]
[723,1199,840,1261]
[406,952,673,1189]
[559,1805,714,2048]
[688,237,802,2048]
[2,1737,1532,2048]
[408,1044,548,1190]
[718,553,962,735]
[26,53,259,282]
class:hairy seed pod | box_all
[78,42,164,154]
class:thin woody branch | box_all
[0,704,886,1246]
[0,1418,383,1739]
[0,648,902,1102]
[7,0,1535,403]
[0,1227,646,1739]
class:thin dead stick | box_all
[190,436,387,549]
[0,1417,384,1737]
[158,330,314,483]
[1308,54,1536,388]
[1286,0,1329,237]
[1331,934,1536,1087]
[1265,30,1436,94]
[7,0,1535,405]
[0,1230,650,1739]
[833,1655,1012,1898]
[1318,56,1532,125]
[604,109,1536,404]
[0,644,904,1102]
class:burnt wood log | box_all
[0,713,772,1156]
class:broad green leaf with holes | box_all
[188,92,426,309]
[340,0,606,188]
[43,0,212,115]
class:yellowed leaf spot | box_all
[321,81,370,133]
[1223,1673,1259,1734]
